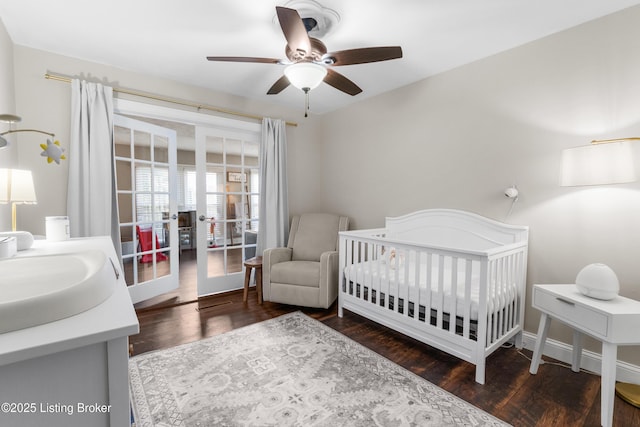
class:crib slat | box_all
[477,258,489,349]
[345,237,353,295]
[374,243,382,305]
[502,256,509,335]
[383,246,391,310]
[503,255,510,336]
[425,253,432,325]
[373,242,380,305]
[366,241,373,304]
[497,257,505,339]
[513,251,524,331]
[393,247,400,314]
[414,250,422,321]
[436,255,445,329]
[449,256,458,334]
[505,253,514,332]
[490,258,498,345]
[501,254,509,335]
[355,240,362,298]
[491,257,499,343]
[463,259,472,339]
[517,251,525,328]
[402,249,411,317]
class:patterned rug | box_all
[129,312,509,426]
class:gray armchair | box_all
[263,213,349,309]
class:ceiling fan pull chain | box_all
[304,88,310,117]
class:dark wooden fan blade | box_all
[323,46,403,66]
[324,69,362,96]
[206,56,281,64]
[267,75,291,95]
[276,6,311,56]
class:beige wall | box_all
[319,7,640,364]
[10,45,324,236]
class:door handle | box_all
[199,215,206,222]
[171,214,178,220]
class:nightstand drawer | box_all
[534,287,608,337]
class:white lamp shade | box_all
[560,142,637,186]
[284,62,327,90]
[0,168,37,204]
[575,263,620,300]
[0,169,8,202]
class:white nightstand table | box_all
[529,284,640,427]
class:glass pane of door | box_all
[196,129,260,296]
[114,115,179,304]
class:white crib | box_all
[338,209,528,384]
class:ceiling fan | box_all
[206,6,402,114]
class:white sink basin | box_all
[0,250,117,334]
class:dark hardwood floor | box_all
[132,248,243,310]
[131,274,640,427]
[132,249,199,310]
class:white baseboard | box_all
[521,332,640,384]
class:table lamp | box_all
[0,168,37,231]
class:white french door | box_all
[113,115,179,303]
[195,127,260,296]
[113,98,262,299]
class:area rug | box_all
[129,312,509,426]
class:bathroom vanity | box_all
[0,237,139,427]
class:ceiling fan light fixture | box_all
[284,62,327,91]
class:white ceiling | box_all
[2,0,640,115]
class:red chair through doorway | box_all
[136,225,168,263]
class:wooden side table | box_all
[243,256,263,304]
[529,284,640,427]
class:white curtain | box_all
[256,118,289,255]
[66,79,120,255]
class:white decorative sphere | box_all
[575,263,619,300]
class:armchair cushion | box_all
[290,213,341,261]
[271,261,320,288]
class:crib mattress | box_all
[343,260,515,321]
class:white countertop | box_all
[0,237,139,366]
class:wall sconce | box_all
[0,114,55,149]
[503,185,519,220]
